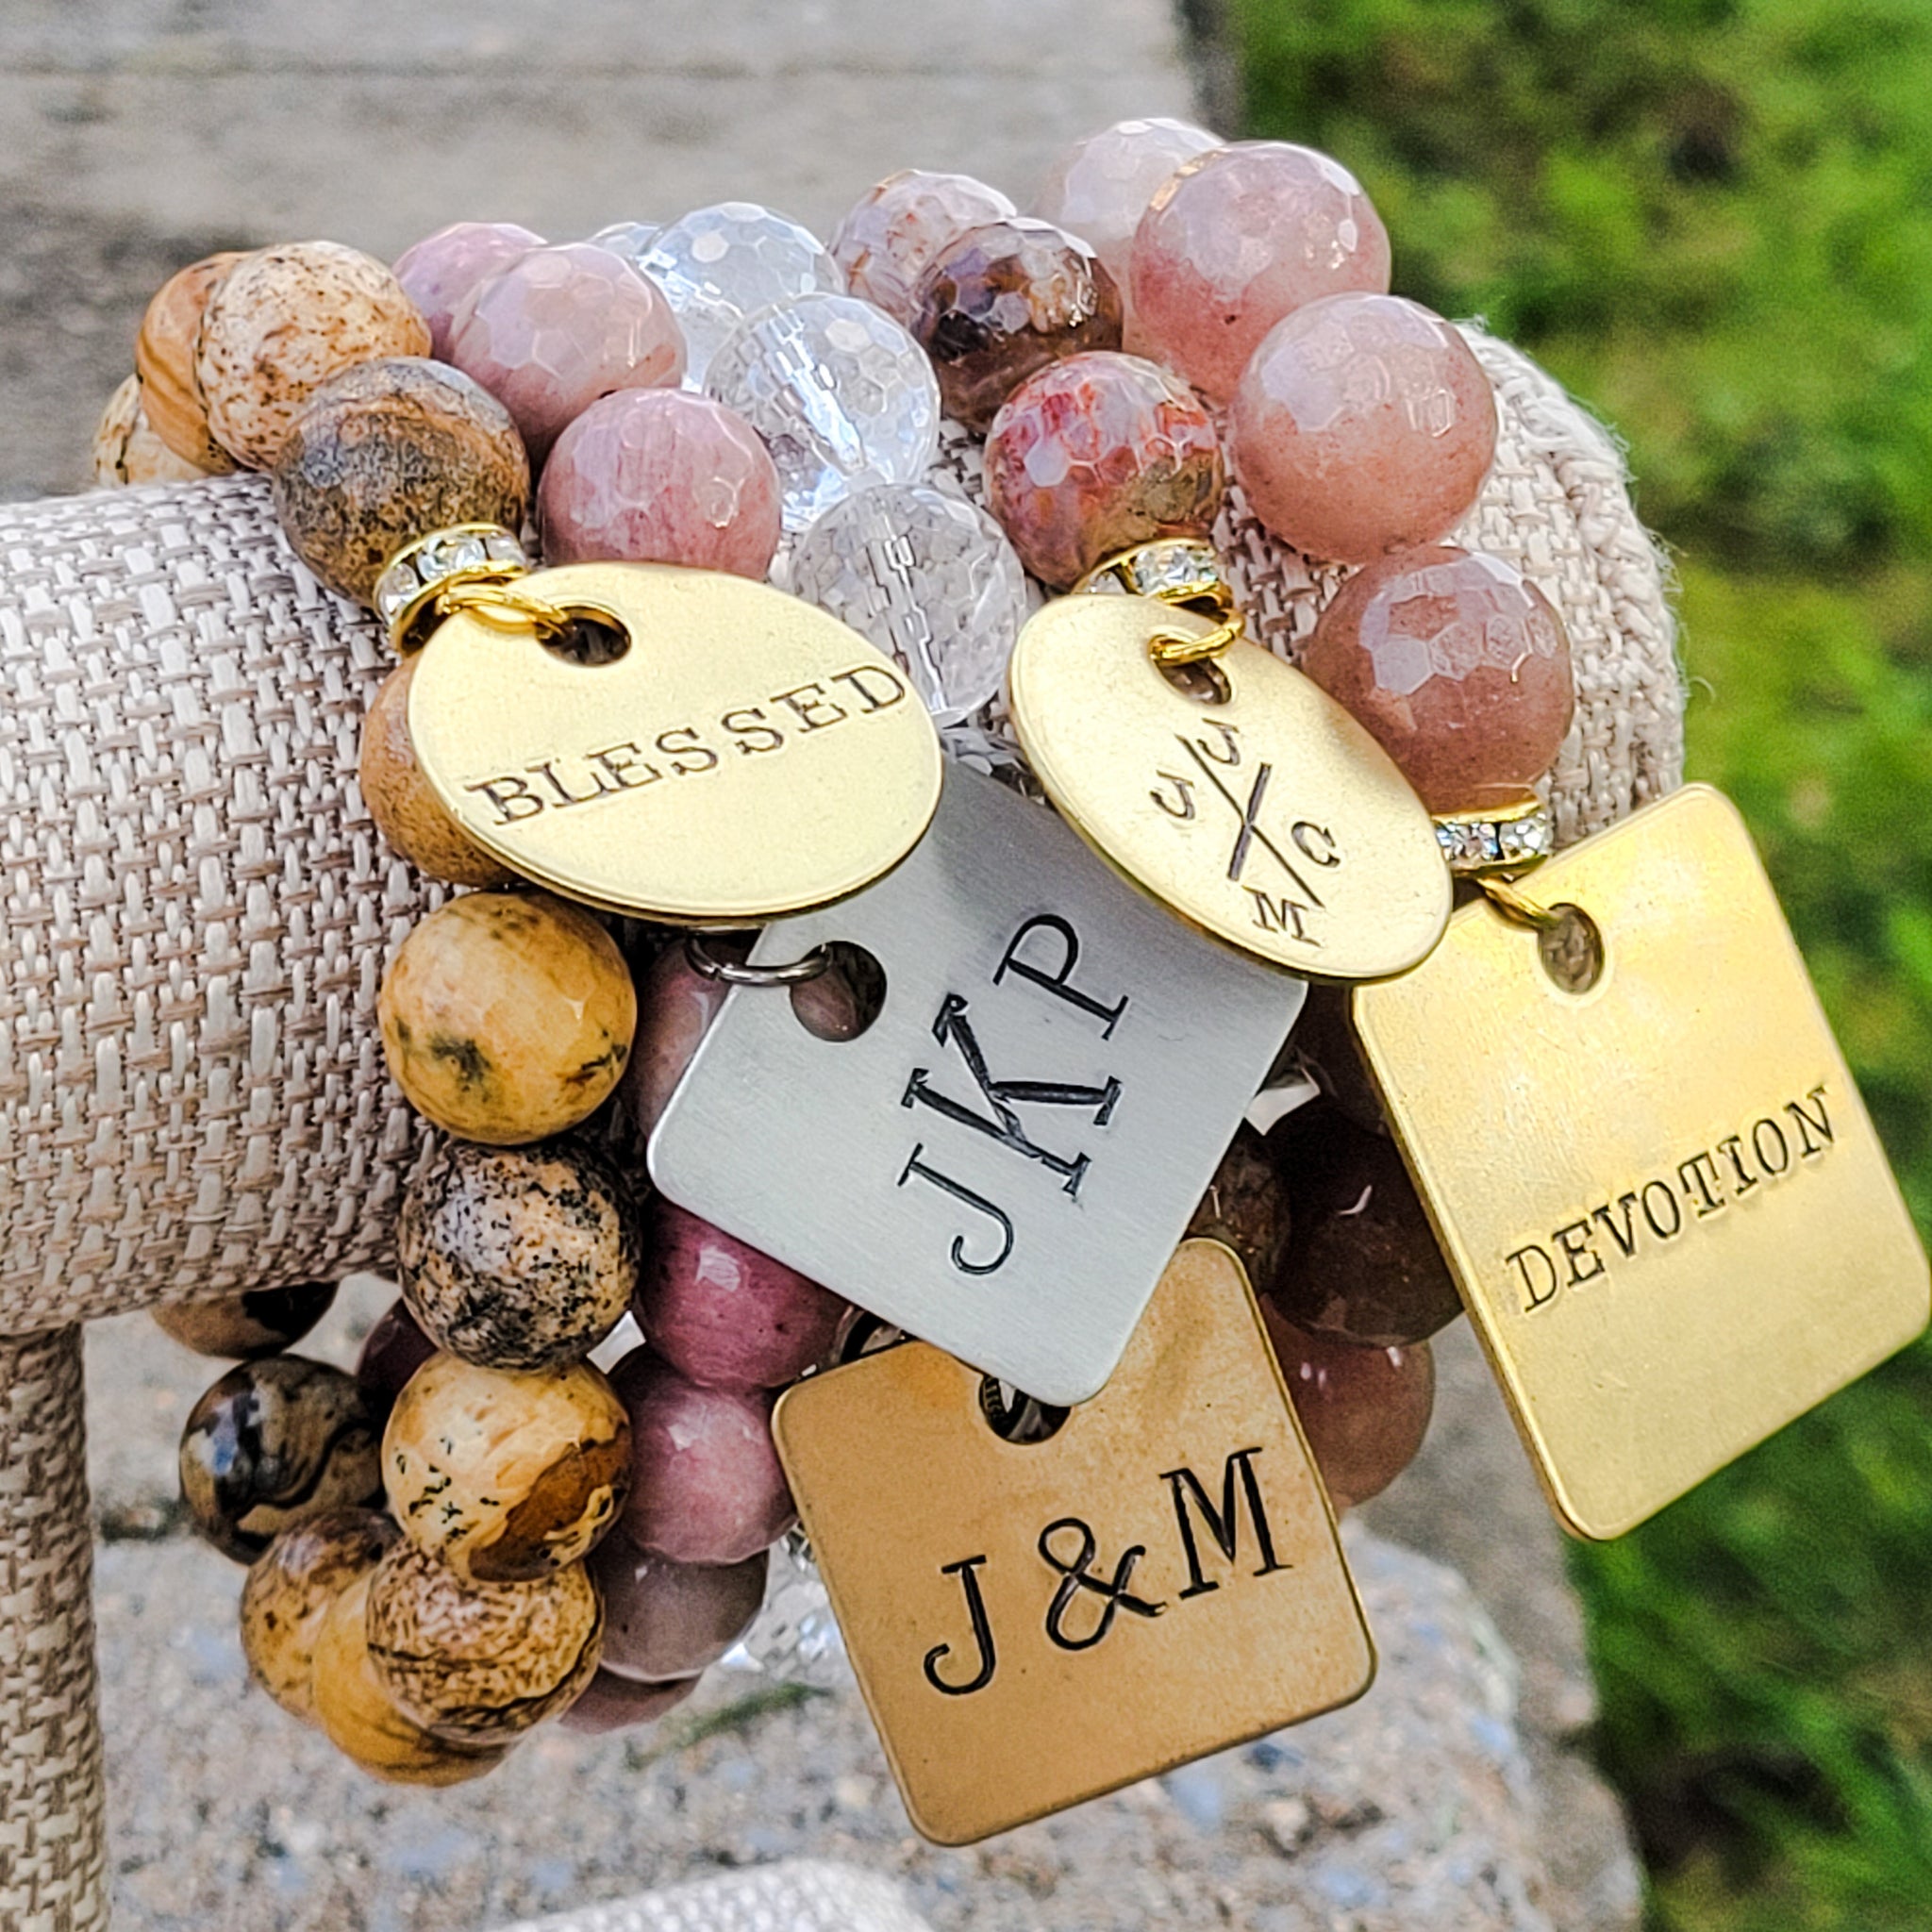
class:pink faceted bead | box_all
[610,1350,796,1564]
[618,942,728,1139]
[1299,546,1574,812]
[392,222,543,361]
[540,390,782,577]
[637,1200,850,1391]
[590,1531,767,1681]
[447,242,686,462]
[1228,293,1497,565]
[831,170,1018,327]
[556,1668,696,1736]
[1131,142,1391,404]
[984,351,1224,587]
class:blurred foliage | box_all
[1231,3,1932,1925]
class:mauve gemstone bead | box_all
[447,242,685,462]
[610,1350,796,1564]
[1266,1102,1463,1347]
[832,170,1018,327]
[619,942,728,1139]
[356,1299,439,1409]
[557,1668,697,1736]
[539,389,781,578]
[1227,294,1497,565]
[590,1531,768,1681]
[1298,545,1574,812]
[636,1200,850,1391]
[1131,142,1391,404]
[1260,1305,1435,1510]
[983,350,1224,587]
[393,222,544,360]
[912,218,1123,434]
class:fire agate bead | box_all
[383,1353,630,1583]
[92,375,209,487]
[355,1299,438,1409]
[365,1542,602,1747]
[134,251,245,472]
[831,170,1017,327]
[558,1670,697,1736]
[152,1280,338,1360]
[1227,295,1497,565]
[398,1140,639,1372]
[635,1201,848,1392]
[982,350,1222,587]
[448,242,685,462]
[240,1507,399,1723]
[539,389,781,578]
[392,221,543,360]
[272,358,529,602]
[378,891,636,1145]
[618,942,727,1138]
[197,242,431,468]
[590,1532,768,1681]
[1184,1124,1291,1293]
[611,1351,796,1566]
[1131,142,1391,405]
[912,218,1123,433]
[1298,546,1574,812]
[1266,1103,1463,1347]
[1260,1308,1435,1510]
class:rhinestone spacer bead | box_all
[1074,535,1224,603]
[1433,798,1555,876]
[376,522,531,654]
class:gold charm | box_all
[1353,784,1929,1540]
[407,561,943,924]
[1006,588,1450,978]
[774,1239,1375,1844]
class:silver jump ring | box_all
[684,934,832,987]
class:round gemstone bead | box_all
[618,941,728,1139]
[355,1299,439,1410]
[539,388,781,577]
[152,1280,337,1360]
[705,292,939,530]
[982,350,1223,588]
[830,170,1017,327]
[1184,1124,1290,1293]
[639,202,844,386]
[911,218,1123,433]
[392,222,544,360]
[135,252,245,473]
[240,1507,399,1723]
[447,242,686,462]
[1227,295,1497,565]
[587,220,661,268]
[1132,142,1391,405]
[1298,546,1574,812]
[92,375,210,488]
[786,483,1028,720]
[557,1669,697,1735]
[590,1532,768,1681]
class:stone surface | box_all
[392,220,544,360]
[591,1537,769,1685]
[831,171,1018,328]
[133,251,245,470]
[90,373,210,485]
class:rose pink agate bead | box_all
[610,1350,796,1565]
[832,170,1018,326]
[392,222,544,360]
[557,1669,696,1736]
[636,1201,849,1391]
[984,351,1224,587]
[1228,293,1497,565]
[1299,546,1574,812]
[448,242,686,462]
[590,1532,767,1681]
[1131,142,1391,404]
[539,390,782,577]
[619,943,729,1139]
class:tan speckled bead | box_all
[311,1574,509,1785]
[197,242,431,469]
[358,658,517,888]
[152,1279,338,1359]
[383,1352,630,1584]
[92,375,211,488]
[379,890,636,1145]
[365,1542,602,1746]
[240,1507,399,1723]
[135,251,245,472]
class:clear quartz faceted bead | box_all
[639,202,844,385]
[722,1531,850,1690]
[705,293,941,531]
[588,220,662,268]
[789,484,1028,722]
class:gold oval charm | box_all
[408,562,943,924]
[1007,594,1451,978]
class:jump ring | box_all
[684,934,832,987]
[1477,875,1567,934]
[436,580,577,638]
[1148,618,1241,667]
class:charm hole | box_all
[541,608,632,667]
[978,1376,1068,1444]
[1539,904,1605,994]
[790,941,887,1041]
[1157,657,1232,705]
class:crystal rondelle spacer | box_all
[1074,535,1224,604]
[1432,799,1554,875]
[376,521,531,655]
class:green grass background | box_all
[1228,3,1932,1924]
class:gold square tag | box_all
[773,1240,1375,1844]
[1354,785,1929,1540]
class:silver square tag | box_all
[649,762,1303,1404]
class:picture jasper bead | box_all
[92,375,209,488]
[271,358,528,603]
[378,890,636,1146]
[590,1533,767,1683]
[398,1138,638,1372]
[383,1353,630,1583]
[557,1669,696,1736]
[134,250,245,472]
[152,1279,338,1360]
[178,1356,384,1562]
[197,242,431,469]
[365,1542,602,1747]
[240,1507,399,1722]
[1184,1124,1291,1294]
